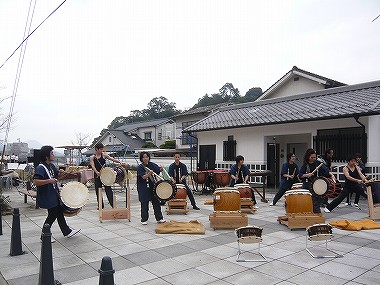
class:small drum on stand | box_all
[311,177,330,196]
[306,224,333,241]
[285,190,313,214]
[213,172,231,187]
[192,171,207,185]
[234,183,252,199]
[213,188,241,212]
[173,184,187,200]
[154,180,177,203]
[60,181,89,217]
[100,166,126,186]
[236,226,263,240]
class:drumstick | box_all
[311,163,324,175]
[143,165,164,181]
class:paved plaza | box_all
[1,181,380,285]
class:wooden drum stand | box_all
[98,173,131,222]
[367,181,380,220]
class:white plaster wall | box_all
[197,116,373,164]
[268,76,324,99]
[367,114,380,165]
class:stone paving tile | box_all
[224,269,282,285]
[351,246,380,260]
[153,243,195,258]
[201,244,238,259]
[196,260,247,279]
[352,270,380,285]
[161,268,218,285]
[251,260,308,279]
[172,251,220,267]
[141,258,192,277]
[334,252,380,270]
[181,237,220,250]
[287,270,347,285]
[123,250,169,266]
[76,247,119,263]
[54,264,98,284]
[312,261,368,280]
[0,261,39,280]
[278,250,332,269]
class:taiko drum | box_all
[213,188,241,211]
[285,190,313,214]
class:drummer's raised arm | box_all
[104,153,125,165]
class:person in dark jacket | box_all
[270,153,299,206]
[168,152,200,210]
[33,145,80,241]
[298,148,336,213]
[137,151,166,225]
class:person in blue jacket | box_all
[168,152,200,210]
[270,153,299,206]
[229,155,257,207]
[33,145,80,240]
[137,151,166,225]
[298,148,336,213]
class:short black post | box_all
[38,223,61,285]
[98,256,115,285]
[0,204,3,235]
[10,208,25,256]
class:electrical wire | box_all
[0,0,67,70]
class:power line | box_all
[0,0,67,70]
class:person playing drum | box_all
[90,143,126,209]
[33,145,80,241]
[324,155,368,212]
[270,153,300,206]
[229,155,258,208]
[298,148,336,213]
[137,151,166,225]
[168,152,200,210]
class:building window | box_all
[109,136,111,143]
[223,136,236,161]
[158,132,162,140]
[181,121,198,145]
[144,132,152,140]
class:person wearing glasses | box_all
[270,153,299,206]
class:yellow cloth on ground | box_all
[155,220,205,234]
[329,219,380,231]
[204,200,213,205]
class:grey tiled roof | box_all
[184,80,380,132]
[115,118,173,132]
[173,102,232,118]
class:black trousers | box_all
[141,196,164,222]
[327,184,367,211]
[94,177,114,208]
[44,204,71,236]
[183,181,197,207]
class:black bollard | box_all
[10,208,25,256]
[98,256,115,285]
[0,204,3,235]
[38,223,61,285]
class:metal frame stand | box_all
[236,237,267,262]
[306,234,343,258]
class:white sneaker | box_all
[65,229,81,238]
[157,219,166,223]
[254,204,259,209]
[141,221,148,225]
[324,207,330,213]
[269,201,274,206]
[353,204,360,209]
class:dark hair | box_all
[287,153,295,161]
[354,153,362,159]
[139,151,150,162]
[173,152,181,157]
[303,148,316,165]
[94,143,104,150]
[325,148,333,156]
[347,154,356,162]
[40,145,54,162]
[235,155,244,164]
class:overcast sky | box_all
[0,0,379,148]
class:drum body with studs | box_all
[213,188,241,212]
[173,184,187,200]
[60,181,89,217]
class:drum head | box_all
[312,178,328,195]
[234,183,250,188]
[60,181,89,208]
[155,180,176,201]
[100,167,116,186]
